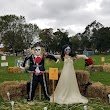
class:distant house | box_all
[83,49,94,56]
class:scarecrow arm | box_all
[54,55,61,59]
[76,55,88,59]
[22,56,29,67]
[46,54,57,62]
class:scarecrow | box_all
[50,44,93,104]
[22,42,58,101]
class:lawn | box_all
[0,55,110,85]
[0,98,110,110]
[0,55,110,110]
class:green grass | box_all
[0,55,110,109]
[0,72,30,83]
[74,55,110,86]
[90,71,110,85]
[0,98,110,110]
[45,55,110,86]
[0,55,110,85]
[0,56,30,83]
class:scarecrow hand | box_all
[38,72,43,75]
[56,59,60,64]
[20,66,25,72]
[85,58,93,66]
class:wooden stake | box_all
[52,79,54,107]
[39,84,41,100]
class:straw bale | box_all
[103,86,110,103]
[13,67,22,73]
[75,70,90,95]
[89,65,103,71]
[104,63,110,65]
[86,82,106,99]
[0,70,90,100]
[103,65,110,72]
[75,70,90,85]
[45,70,90,95]
[0,81,27,100]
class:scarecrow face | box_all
[35,46,42,56]
[64,46,71,55]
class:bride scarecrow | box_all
[22,42,58,101]
[50,44,93,104]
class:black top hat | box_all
[32,41,45,48]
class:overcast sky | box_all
[0,0,110,36]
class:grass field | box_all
[0,55,110,85]
[0,55,110,110]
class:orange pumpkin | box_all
[9,67,13,73]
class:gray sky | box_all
[0,0,110,36]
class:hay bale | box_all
[75,70,90,95]
[46,70,90,95]
[0,81,27,100]
[13,67,22,73]
[103,65,110,72]
[89,64,110,72]
[75,70,90,85]
[86,82,106,99]
[89,65,103,71]
[0,70,90,100]
[103,86,110,103]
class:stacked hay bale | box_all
[46,70,90,95]
[75,70,90,86]
[103,65,110,72]
[89,65,103,71]
[0,81,27,100]
[13,67,22,73]
[75,70,91,95]
[86,82,106,99]
[103,86,110,103]
[89,64,110,72]
[1,70,109,102]
[86,82,110,103]
[8,66,22,73]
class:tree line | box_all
[0,15,110,54]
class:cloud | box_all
[100,0,110,15]
[0,0,110,35]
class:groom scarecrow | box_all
[22,42,58,101]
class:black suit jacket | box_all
[22,54,57,71]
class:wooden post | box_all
[38,84,41,100]
[101,57,105,65]
[52,80,54,106]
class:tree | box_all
[92,27,110,52]
[39,28,54,52]
[0,15,39,54]
[0,15,25,52]
[78,20,104,50]
[53,29,70,52]
[39,28,70,53]
[69,35,80,51]
[23,23,39,49]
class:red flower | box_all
[85,58,93,66]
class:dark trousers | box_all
[27,73,50,100]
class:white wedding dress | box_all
[50,55,88,104]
